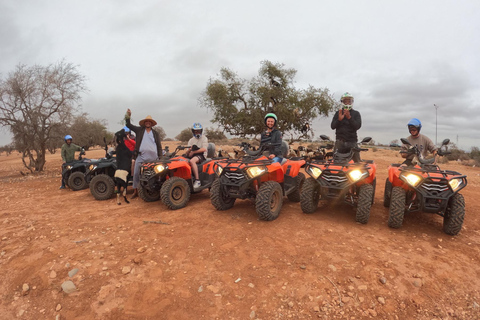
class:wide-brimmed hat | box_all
[139,115,157,127]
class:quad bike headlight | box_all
[154,164,166,173]
[89,164,97,171]
[215,164,224,176]
[401,173,422,187]
[65,165,72,170]
[308,166,322,179]
[347,169,367,182]
[246,166,267,179]
[448,178,463,191]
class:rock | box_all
[248,283,255,288]
[22,283,30,295]
[137,247,146,253]
[358,285,367,290]
[198,286,203,293]
[68,268,79,277]
[328,264,337,272]
[56,304,62,311]
[378,297,386,305]
[122,266,131,275]
[379,277,387,284]
[49,270,57,279]
[133,257,142,264]
[288,301,294,308]
[413,273,422,278]
[300,265,306,269]
[249,310,256,319]
[368,308,377,316]
[61,280,76,293]
[413,279,422,287]
[313,306,320,312]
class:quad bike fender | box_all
[260,162,284,184]
[282,159,306,177]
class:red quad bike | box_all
[138,144,217,210]
[384,138,467,235]
[210,143,306,221]
[300,136,377,224]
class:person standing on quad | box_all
[331,92,362,162]
[260,113,283,163]
[125,109,162,199]
[187,123,209,189]
[402,118,437,164]
[59,135,83,189]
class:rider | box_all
[331,92,362,162]
[402,118,437,164]
[260,113,283,163]
[187,123,209,189]
[60,135,83,189]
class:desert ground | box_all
[0,142,479,320]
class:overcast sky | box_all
[1,0,479,150]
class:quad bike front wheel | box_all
[300,178,320,214]
[68,171,87,191]
[160,176,191,210]
[138,185,160,202]
[210,179,236,210]
[90,174,115,200]
[384,178,392,207]
[256,181,283,221]
[355,183,374,224]
[443,193,465,236]
[388,187,406,229]
[287,172,305,202]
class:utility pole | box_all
[434,104,439,145]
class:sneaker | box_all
[193,180,201,189]
[59,185,66,189]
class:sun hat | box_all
[139,115,157,126]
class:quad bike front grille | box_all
[420,182,449,193]
[142,168,156,180]
[224,170,246,183]
[321,172,348,186]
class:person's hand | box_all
[343,109,351,119]
[338,109,345,121]
[268,154,275,159]
[188,151,194,158]
[126,109,132,117]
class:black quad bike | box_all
[210,143,306,221]
[384,138,467,235]
[61,148,100,191]
[300,136,376,224]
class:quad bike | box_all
[210,143,306,221]
[300,136,376,224]
[384,138,467,235]
[138,143,217,210]
[61,148,100,191]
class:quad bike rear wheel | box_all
[210,179,236,210]
[256,181,283,221]
[287,172,305,202]
[384,178,392,207]
[355,183,374,224]
[138,185,160,202]
[160,176,191,210]
[443,193,465,236]
[90,174,115,200]
[68,171,87,191]
[388,187,406,228]
[300,178,320,214]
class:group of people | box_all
[60,92,438,195]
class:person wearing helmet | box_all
[125,108,163,199]
[187,122,209,189]
[331,92,362,162]
[260,113,283,163]
[402,118,437,163]
[59,135,83,189]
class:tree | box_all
[175,128,192,142]
[68,114,108,150]
[205,127,227,141]
[199,60,336,141]
[0,61,87,172]
[153,126,167,141]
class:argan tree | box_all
[199,60,337,141]
[0,61,87,172]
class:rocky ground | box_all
[0,144,479,320]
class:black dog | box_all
[114,129,133,205]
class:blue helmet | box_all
[192,123,203,138]
[64,135,73,141]
[123,126,130,133]
[407,118,422,132]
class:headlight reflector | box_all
[403,173,422,187]
[308,166,322,179]
[215,164,223,176]
[246,166,267,179]
[154,164,166,173]
[449,178,462,191]
[348,169,365,182]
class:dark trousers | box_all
[334,140,361,162]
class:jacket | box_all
[125,117,162,159]
[260,128,283,157]
[331,109,362,143]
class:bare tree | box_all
[0,61,87,172]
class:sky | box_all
[1,0,479,150]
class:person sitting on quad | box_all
[125,109,162,199]
[59,135,83,189]
[186,123,209,189]
[260,113,283,163]
[402,118,437,165]
[330,92,362,162]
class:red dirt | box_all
[0,144,479,319]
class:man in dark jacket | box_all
[260,113,283,163]
[331,92,362,162]
[125,109,162,199]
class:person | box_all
[402,118,437,164]
[260,113,283,163]
[123,126,136,176]
[59,135,83,189]
[331,92,362,162]
[187,123,209,189]
[125,109,162,199]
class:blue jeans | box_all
[272,157,283,163]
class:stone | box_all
[378,297,385,305]
[413,279,422,287]
[56,304,62,311]
[61,281,76,294]
[358,285,367,290]
[68,268,79,277]
[49,270,57,279]
[379,277,387,284]
[328,264,337,272]
[122,266,131,275]
[137,247,146,253]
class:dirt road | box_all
[0,146,479,319]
